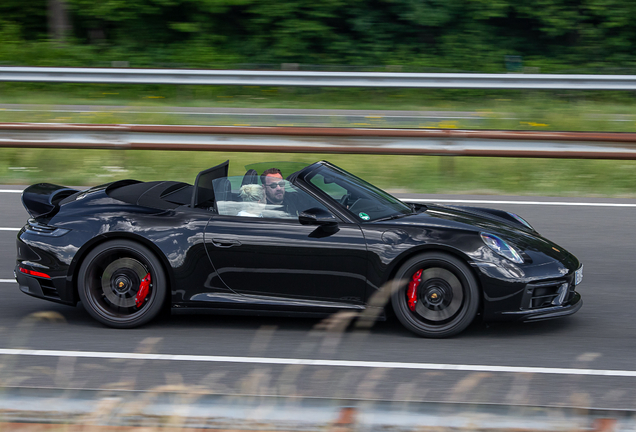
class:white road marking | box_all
[0,279,15,283]
[0,190,23,193]
[0,348,632,377]
[0,228,20,231]
[407,199,636,208]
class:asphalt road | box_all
[2,186,636,410]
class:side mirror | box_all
[299,207,338,226]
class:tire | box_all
[391,252,479,338]
[77,239,167,328]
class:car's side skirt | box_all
[171,307,369,320]
[187,292,366,310]
[173,292,386,320]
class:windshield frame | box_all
[300,161,413,222]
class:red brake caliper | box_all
[135,273,151,308]
[407,269,423,311]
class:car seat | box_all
[241,169,259,186]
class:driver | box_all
[261,168,285,205]
[261,168,299,216]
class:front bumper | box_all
[496,291,582,322]
[478,260,583,322]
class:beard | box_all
[267,190,284,204]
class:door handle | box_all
[211,238,241,248]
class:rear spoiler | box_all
[22,183,79,219]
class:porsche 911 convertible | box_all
[15,160,583,337]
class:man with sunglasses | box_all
[261,168,286,205]
[261,167,299,216]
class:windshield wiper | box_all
[375,213,412,222]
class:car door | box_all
[204,177,368,307]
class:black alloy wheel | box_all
[77,239,167,328]
[391,252,479,338]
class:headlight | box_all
[480,233,523,264]
[508,212,534,230]
[575,265,583,286]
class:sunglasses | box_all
[266,181,286,189]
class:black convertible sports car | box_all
[15,160,583,337]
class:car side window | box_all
[214,176,329,220]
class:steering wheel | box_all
[348,198,365,213]
[339,193,352,207]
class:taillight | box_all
[19,267,51,279]
[25,219,69,237]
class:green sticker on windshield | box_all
[359,212,370,221]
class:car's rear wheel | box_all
[77,239,167,328]
[391,252,479,338]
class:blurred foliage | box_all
[2,0,636,70]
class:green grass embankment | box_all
[2,84,636,132]
[3,149,636,198]
[1,84,636,196]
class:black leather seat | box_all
[241,169,259,186]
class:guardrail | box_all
[2,123,636,159]
[3,66,636,89]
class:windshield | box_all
[306,163,413,222]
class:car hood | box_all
[383,204,579,266]
[413,204,531,234]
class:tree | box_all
[48,0,71,41]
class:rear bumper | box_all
[15,265,74,306]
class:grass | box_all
[2,84,636,132]
[2,84,636,196]
[2,148,636,197]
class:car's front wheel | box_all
[77,239,167,328]
[391,252,479,338]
